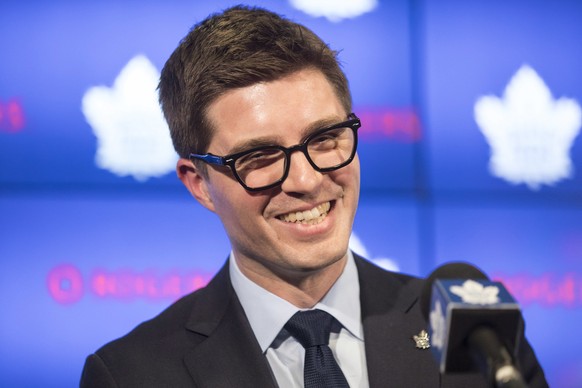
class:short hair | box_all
[158,5,352,162]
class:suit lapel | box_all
[355,255,441,387]
[183,262,278,388]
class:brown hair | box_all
[158,5,352,162]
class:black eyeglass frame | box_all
[189,113,361,192]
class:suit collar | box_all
[355,253,418,315]
[184,261,231,336]
[183,261,278,387]
[355,254,440,386]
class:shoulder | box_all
[99,262,230,353]
[80,293,201,386]
[80,292,201,386]
[81,263,232,386]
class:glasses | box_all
[190,113,361,192]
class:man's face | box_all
[180,68,360,282]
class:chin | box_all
[294,246,347,269]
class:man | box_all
[81,6,547,387]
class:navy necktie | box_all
[284,309,350,388]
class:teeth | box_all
[279,202,331,225]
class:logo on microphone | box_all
[450,279,500,305]
[429,299,446,350]
[475,64,582,190]
[82,55,178,181]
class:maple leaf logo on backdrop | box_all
[82,55,178,181]
[289,0,377,22]
[349,232,400,272]
[474,65,581,190]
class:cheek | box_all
[351,155,361,179]
[332,159,360,188]
[211,187,269,229]
[349,158,361,187]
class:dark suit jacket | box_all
[80,254,547,387]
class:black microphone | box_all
[420,262,527,388]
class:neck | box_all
[234,254,347,308]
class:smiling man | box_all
[184,68,360,309]
[80,6,547,388]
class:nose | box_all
[280,150,322,194]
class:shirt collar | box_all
[229,250,363,353]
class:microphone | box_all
[420,262,527,388]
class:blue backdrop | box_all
[1,0,580,386]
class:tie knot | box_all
[284,309,335,348]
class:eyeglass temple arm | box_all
[189,153,226,166]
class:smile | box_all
[278,202,331,225]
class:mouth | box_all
[277,201,332,225]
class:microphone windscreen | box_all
[420,262,488,320]
[424,266,522,374]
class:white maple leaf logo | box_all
[82,55,178,182]
[429,299,445,350]
[474,65,581,190]
[349,232,400,272]
[289,0,377,22]
[450,279,500,305]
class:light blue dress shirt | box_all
[229,251,369,388]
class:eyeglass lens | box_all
[234,125,355,189]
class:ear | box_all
[176,158,216,212]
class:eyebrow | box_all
[225,115,346,156]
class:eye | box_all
[310,127,346,149]
[235,148,284,170]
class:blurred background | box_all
[1,0,580,386]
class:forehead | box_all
[205,68,346,154]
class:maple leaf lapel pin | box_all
[413,329,430,349]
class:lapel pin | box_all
[413,330,430,349]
